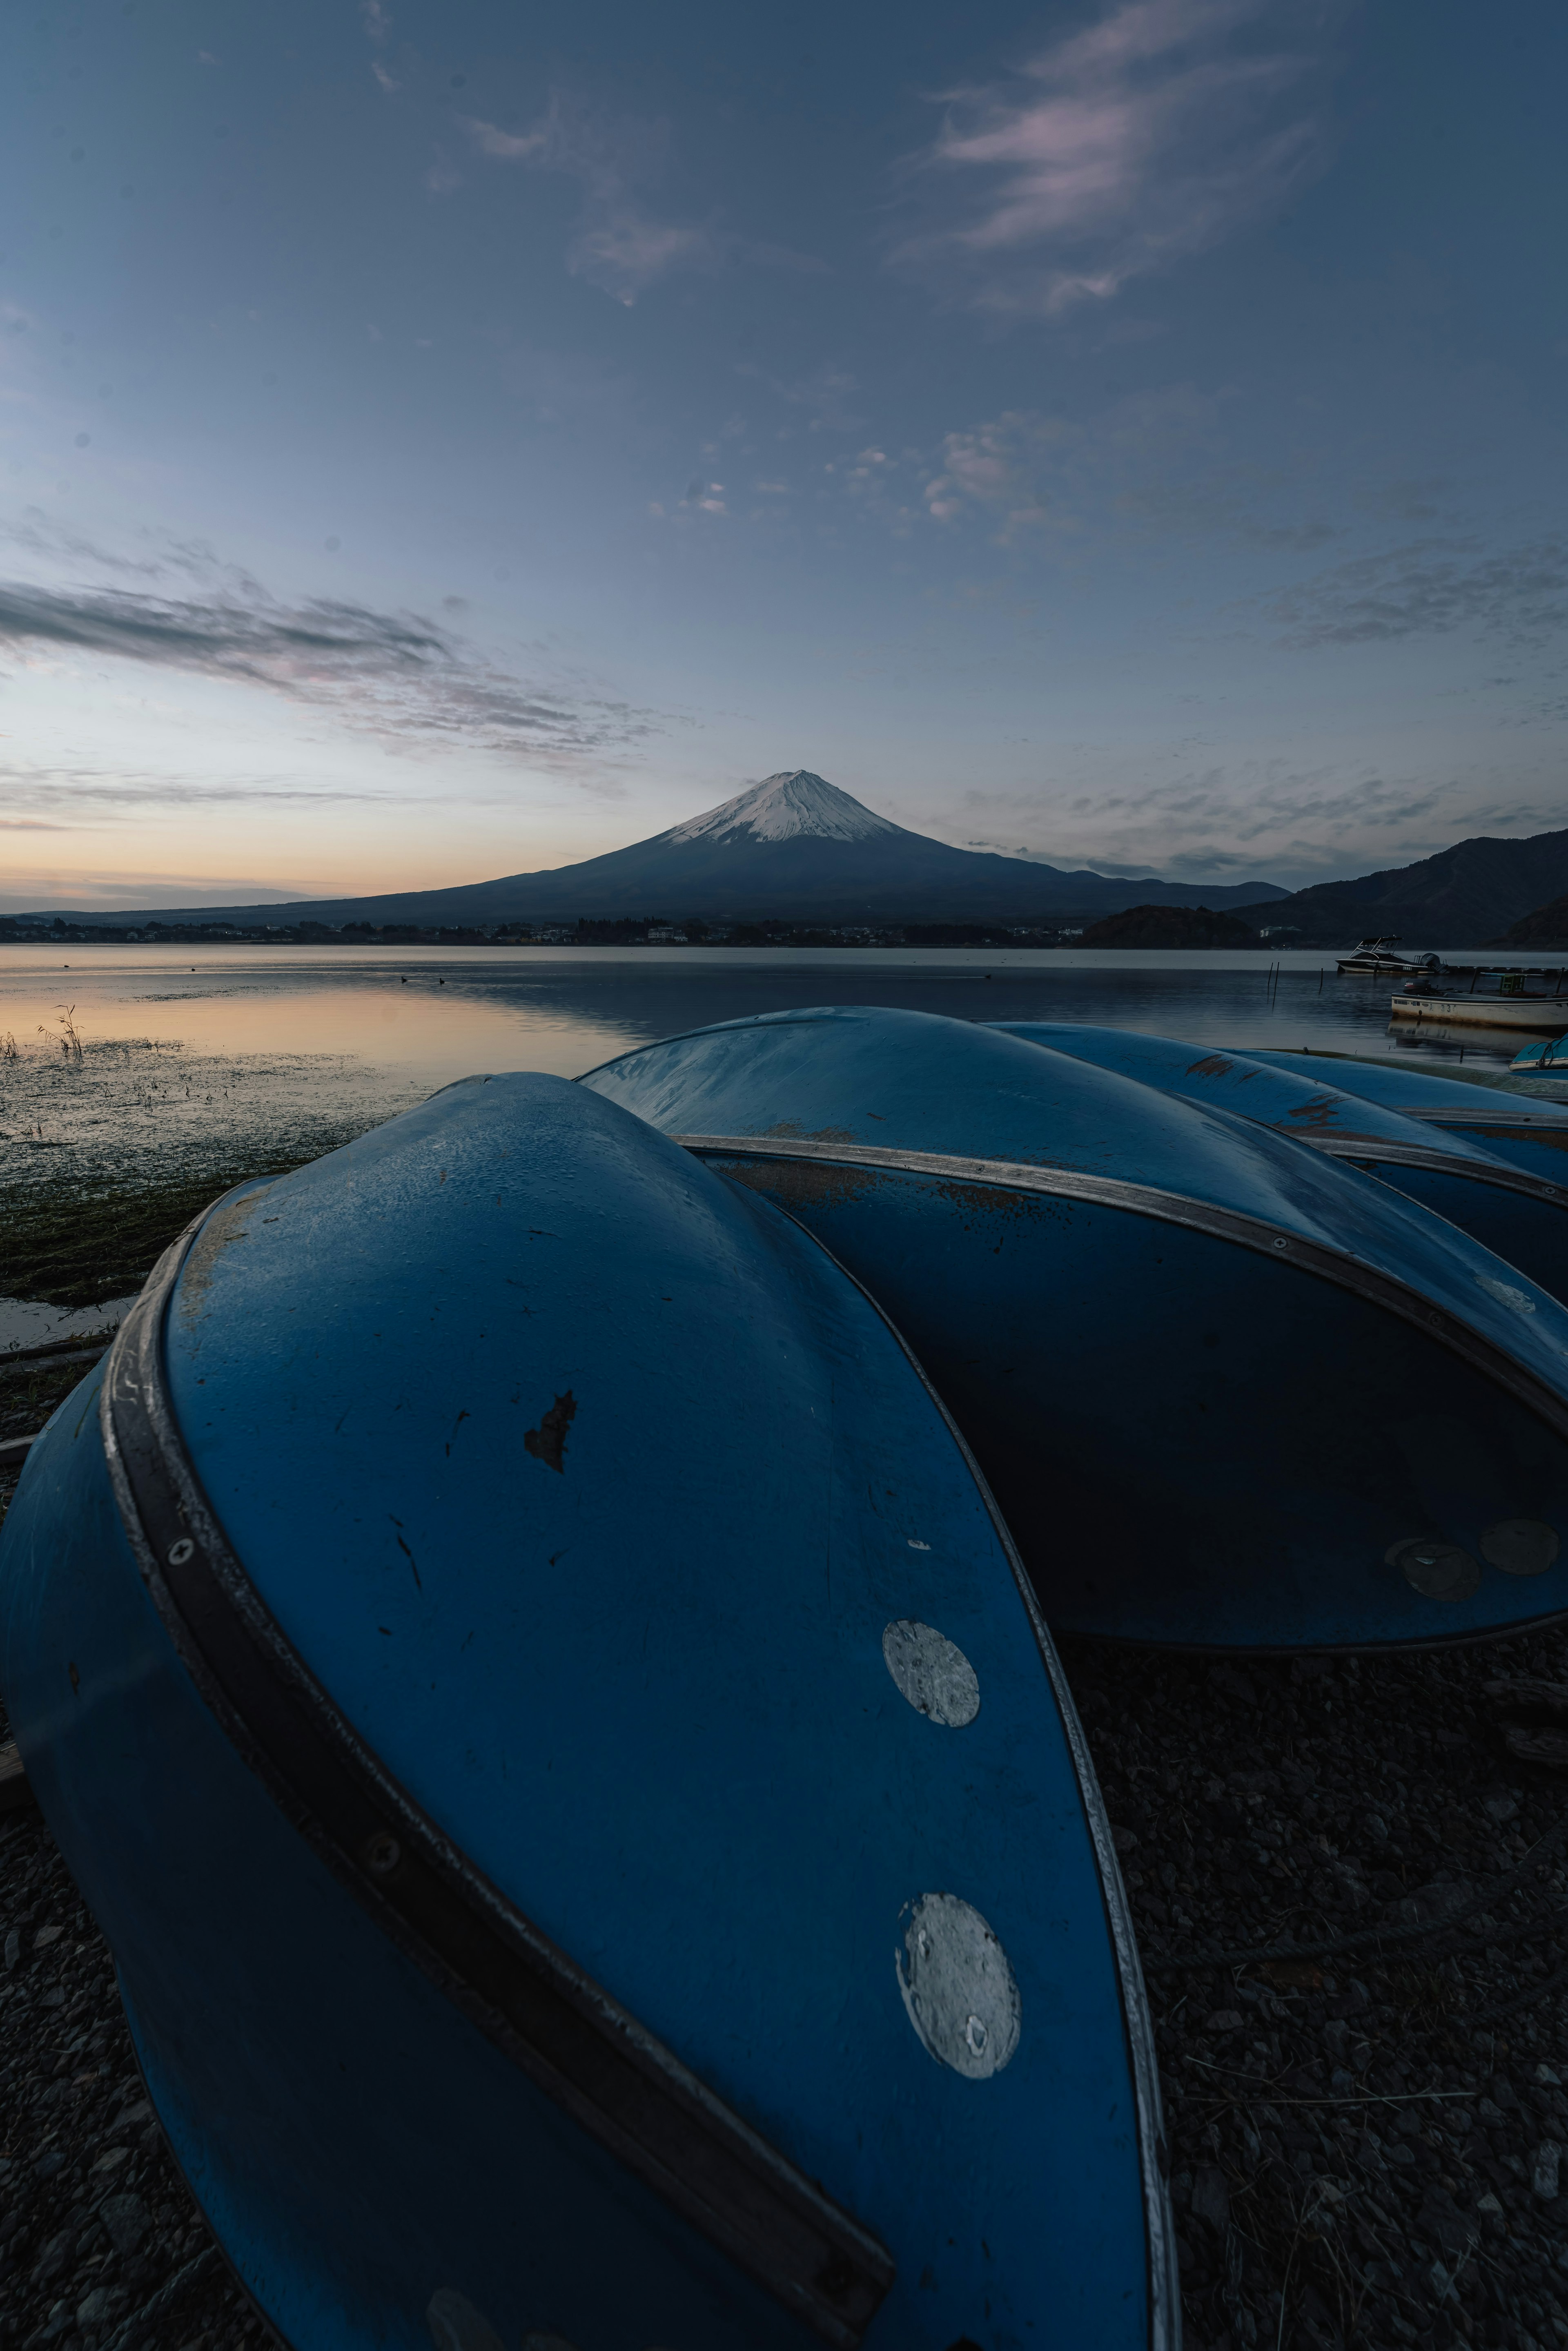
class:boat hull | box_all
[1512,1037,1568,1074]
[988,1023,1568,1311]
[584,1009,1568,1651]
[0,1074,1170,2351]
[1391,995,1568,1033]
[1243,1051,1568,1183]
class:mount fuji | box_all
[29,771,1285,928]
[661,770,907,848]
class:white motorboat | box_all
[1338,936,1439,975]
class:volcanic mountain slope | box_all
[1499,893,1568,951]
[1233,828,1568,949]
[26,771,1285,929]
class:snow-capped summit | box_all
[664,770,904,847]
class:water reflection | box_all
[0,943,1541,1098]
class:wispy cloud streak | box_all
[896,0,1331,315]
[906,388,1337,548]
[461,100,717,304]
[957,760,1568,888]
[462,100,825,304]
[1265,536,1568,648]
[0,571,659,770]
[1,765,401,821]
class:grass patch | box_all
[0,1160,317,1308]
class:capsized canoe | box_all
[988,1022,1568,1309]
[582,1007,1568,1650]
[0,1074,1172,2351]
[1243,1049,1568,1184]
[1512,1036,1568,1075]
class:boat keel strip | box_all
[1295,1133,1568,1204]
[674,1135,1568,1448]
[100,1218,895,2351]
[1400,1108,1568,1135]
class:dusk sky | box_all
[1,0,1563,911]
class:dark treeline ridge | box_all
[0,913,1109,950]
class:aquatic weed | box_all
[0,1163,319,1307]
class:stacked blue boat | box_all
[11,1006,1568,2349]
[584,1008,1568,1650]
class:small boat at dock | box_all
[1391,994,1568,1033]
[1337,937,1436,975]
[1388,964,1568,1034]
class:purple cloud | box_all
[462,101,826,304]
[461,101,719,304]
[0,575,659,772]
[897,0,1333,315]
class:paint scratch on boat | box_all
[524,1391,577,1473]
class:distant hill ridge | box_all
[1079,903,1257,950]
[1234,828,1568,949]
[1501,893,1568,951]
[24,770,1287,928]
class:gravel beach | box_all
[5,1346,1568,2350]
[1061,1627,1568,2351]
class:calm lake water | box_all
[0,938,1540,1085]
[0,940,1555,1344]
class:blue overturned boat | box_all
[1242,1048,1568,1185]
[0,1074,1172,2351]
[584,1007,1568,1650]
[1513,1035,1568,1077]
[988,1022,1568,1310]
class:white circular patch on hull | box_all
[882,1621,981,1727]
[1386,1537,1481,1602]
[896,1892,1021,2079]
[1481,1519,1561,1577]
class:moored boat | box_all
[0,1073,1173,2351]
[986,1022,1568,1310]
[1336,937,1434,975]
[583,1008,1568,1651]
[1391,992,1568,1034]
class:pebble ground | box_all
[1061,1628,1568,2351]
[5,1354,1568,2351]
